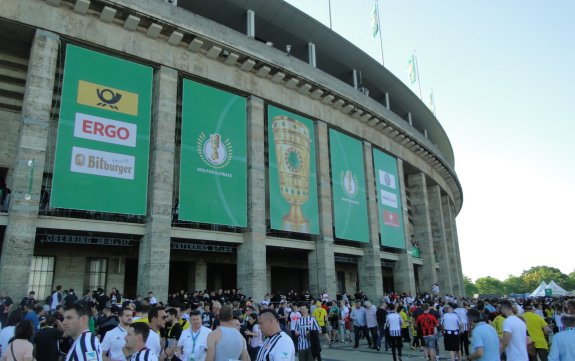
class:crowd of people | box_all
[0,286,574,361]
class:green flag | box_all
[371,4,379,38]
[407,53,417,85]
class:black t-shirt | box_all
[277,307,287,325]
[166,322,183,340]
[202,311,214,327]
[376,308,388,327]
[35,327,63,361]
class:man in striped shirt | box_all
[125,322,158,361]
[62,303,102,361]
[385,303,403,361]
[256,309,295,361]
[294,305,320,361]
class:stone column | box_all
[308,122,336,299]
[428,185,453,295]
[407,172,437,293]
[0,30,59,299]
[357,142,383,301]
[393,159,416,294]
[195,259,207,291]
[237,96,267,301]
[443,196,465,296]
[137,66,177,302]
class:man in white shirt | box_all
[178,310,211,361]
[50,286,63,311]
[500,300,528,361]
[148,292,158,305]
[289,304,301,348]
[147,306,177,361]
[102,307,133,361]
[440,304,461,361]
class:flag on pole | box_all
[407,53,417,84]
[371,4,379,38]
[427,89,436,115]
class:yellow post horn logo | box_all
[77,80,138,116]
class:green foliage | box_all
[475,276,504,295]
[503,275,527,294]
[520,266,569,292]
[464,275,478,296]
[465,266,575,296]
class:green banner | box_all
[373,148,406,248]
[268,106,319,234]
[179,80,247,227]
[329,129,369,242]
[51,45,152,214]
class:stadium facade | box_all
[0,0,464,302]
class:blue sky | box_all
[285,0,575,282]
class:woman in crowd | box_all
[1,320,34,361]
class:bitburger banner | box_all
[51,45,152,214]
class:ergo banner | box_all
[51,45,152,214]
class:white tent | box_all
[546,280,569,297]
[529,281,548,297]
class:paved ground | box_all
[317,338,453,361]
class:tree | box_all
[464,275,478,296]
[520,266,569,292]
[475,277,504,295]
[503,275,527,295]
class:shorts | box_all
[321,325,327,334]
[330,319,339,329]
[443,333,460,351]
[423,335,437,349]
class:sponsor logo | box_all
[70,146,135,180]
[77,80,139,116]
[383,210,400,227]
[74,113,137,147]
[197,132,233,169]
[380,190,398,208]
[340,170,358,198]
[379,169,396,189]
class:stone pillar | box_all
[428,185,453,295]
[443,196,465,296]
[393,159,416,294]
[357,142,383,301]
[0,30,59,299]
[237,96,267,301]
[137,66,177,302]
[195,260,207,291]
[308,122,336,299]
[407,172,437,293]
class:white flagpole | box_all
[376,0,384,66]
[328,0,333,29]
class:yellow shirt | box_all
[492,315,505,338]
[400,310,409,329]
[523,312,548,350]
[313,307,327,326]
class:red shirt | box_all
[416,312,439,336]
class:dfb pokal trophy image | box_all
[210,133,220,161]
[272,115,311,232]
